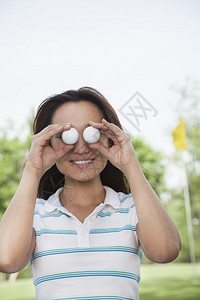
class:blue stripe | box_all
[36,199,45,205]
[119,194,132,203]
[35,225,136,236]
[31,246,142,261]
[35,229,77,236]
[98,208,130,217]
[34,210,68,218]
[54,297,135,300]
[34,270,140,286]
[90,225,136,234]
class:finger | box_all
[36,123,71,137]
[90,119,123,138]
[33,124,71,143]
[89,121,119,144]
[89,141,111,159]
[89,120,104,126]
[101,119,123,137]
[102,119,131,146]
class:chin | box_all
[57,160,107,183]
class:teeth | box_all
[72,160,93,165]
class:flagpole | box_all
[172,117,197,283]
[181,151,197,284]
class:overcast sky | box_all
[1,0,200,162]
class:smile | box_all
[69,158,96,169]
[71,160,94,165]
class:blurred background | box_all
[0,0,199,299]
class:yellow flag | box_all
[172,117,187,151]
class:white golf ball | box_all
[83,126,100,143]
[61,127,79,144]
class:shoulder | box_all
[34,188,63,213]
[104,185,134,209]
[34,198,47,218]
[117,191,135,208]
[35,198,46,205]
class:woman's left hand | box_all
[88,119,138,173]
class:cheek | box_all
[55,161,66,175]
[95,151,108,172]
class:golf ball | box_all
[61,127,79,144]
[83,126,100,143]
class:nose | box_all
[73,133,90,155]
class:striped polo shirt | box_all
[31,185,142,300]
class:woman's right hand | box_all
[25,124,74,177]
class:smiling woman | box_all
[0,87,181,300]
[33,87,129,200]
[50,100,109,186]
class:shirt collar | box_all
[103,186,121,209]
[43,185,121,213]
[44,187,64,213]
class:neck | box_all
[60,176,106,207]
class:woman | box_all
[0,87,181,299]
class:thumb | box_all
[89,142,111,160]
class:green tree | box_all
[0,117,33,281]
[131,137,166,198]
[0,132,28,219]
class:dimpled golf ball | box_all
[83,126,100,143]
[61,127,79,144]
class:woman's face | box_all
[50,101,109,183]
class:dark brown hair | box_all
[33,86,130,199]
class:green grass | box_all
[0,278,35,300]
[0,263,199,299]
[140,263,200,299]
